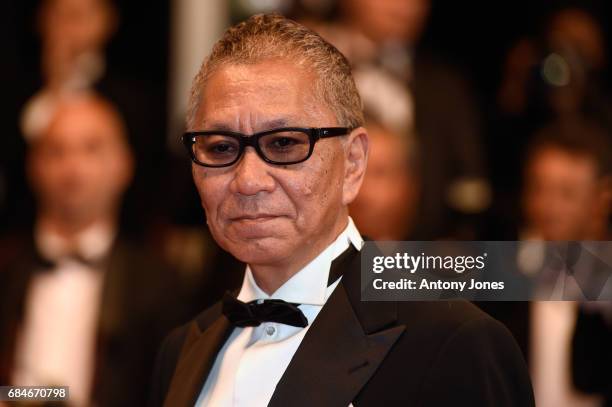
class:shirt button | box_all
[265,326,276,336]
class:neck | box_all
[250,214,349,294]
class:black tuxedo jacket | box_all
[573,306,612,406]
[0,233,183,407]
[150,247,534,407]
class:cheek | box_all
[272,174,316,224]
[192,169,218,212]
[289,153,343,222]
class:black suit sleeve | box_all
[149,325,189,407]
[419,317,535,407]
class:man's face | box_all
[350,125,418,240]
[524,147,603,240]
[342,0,430,45]
[41,0,113,54]
[28,99,132,224]
[191,60,364,268]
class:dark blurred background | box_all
[0,1,611,406]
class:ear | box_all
[342,126,369,205]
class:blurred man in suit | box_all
[523,118,612,407]
[349,114,420,240]
[7,0,167,235]
[349,67,420,241]
[151,14,533,407]
[0,92,180,406]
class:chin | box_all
[223,216,291,239]
[223,235,292,266]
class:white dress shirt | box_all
[11,222,115,407]
[531,301,603,407]
[195,217,364,407]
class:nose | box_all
[57,148,90,177]
[229,147,276,196]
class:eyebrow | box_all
[201,122,234,132]
[201,118,298,133]
[259,118,292,130]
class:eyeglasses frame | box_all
[182,127,352,167]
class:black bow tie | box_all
[222,292,309,328]
[33,251,107,273]
[222,245,358,328]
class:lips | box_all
[230,214,279,222]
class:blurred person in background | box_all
[5,0,167,236]
[491,5,612,231]
[479,116,612,400]
[498,6,611,126]
[0,92,181,407]
[522,119,611,242]
[348,66,420,240]
[521,118,612,407]
[349,116,419,240]
[36,0,117,93]
[309,0,489,239]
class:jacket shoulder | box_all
[149,300,223,407]
[416,305,534,406]
[359,300,534,406]
[396,299,494,331]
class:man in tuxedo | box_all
[0,92,180,406]
[151,14,534,407]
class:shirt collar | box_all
[36,222,116,263]
[238,217,363,306]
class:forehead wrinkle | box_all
[201,116,306,134]
[197,61,336,134]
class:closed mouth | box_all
[231,214,278,221]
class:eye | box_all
[194,135,239,157]
[264,133,307,150]
[272,137,297,148]
[209,142,236,154]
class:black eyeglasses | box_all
[182,127,351,167]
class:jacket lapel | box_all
[269,247,406,407]
[269,283,404,407]
[163,316,233,407]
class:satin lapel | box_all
[269,282,405,407]
[163,316,233,407]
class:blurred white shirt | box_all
[531,301,602,407]
[12,222,115,407]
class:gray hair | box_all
[186,13,364,130]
